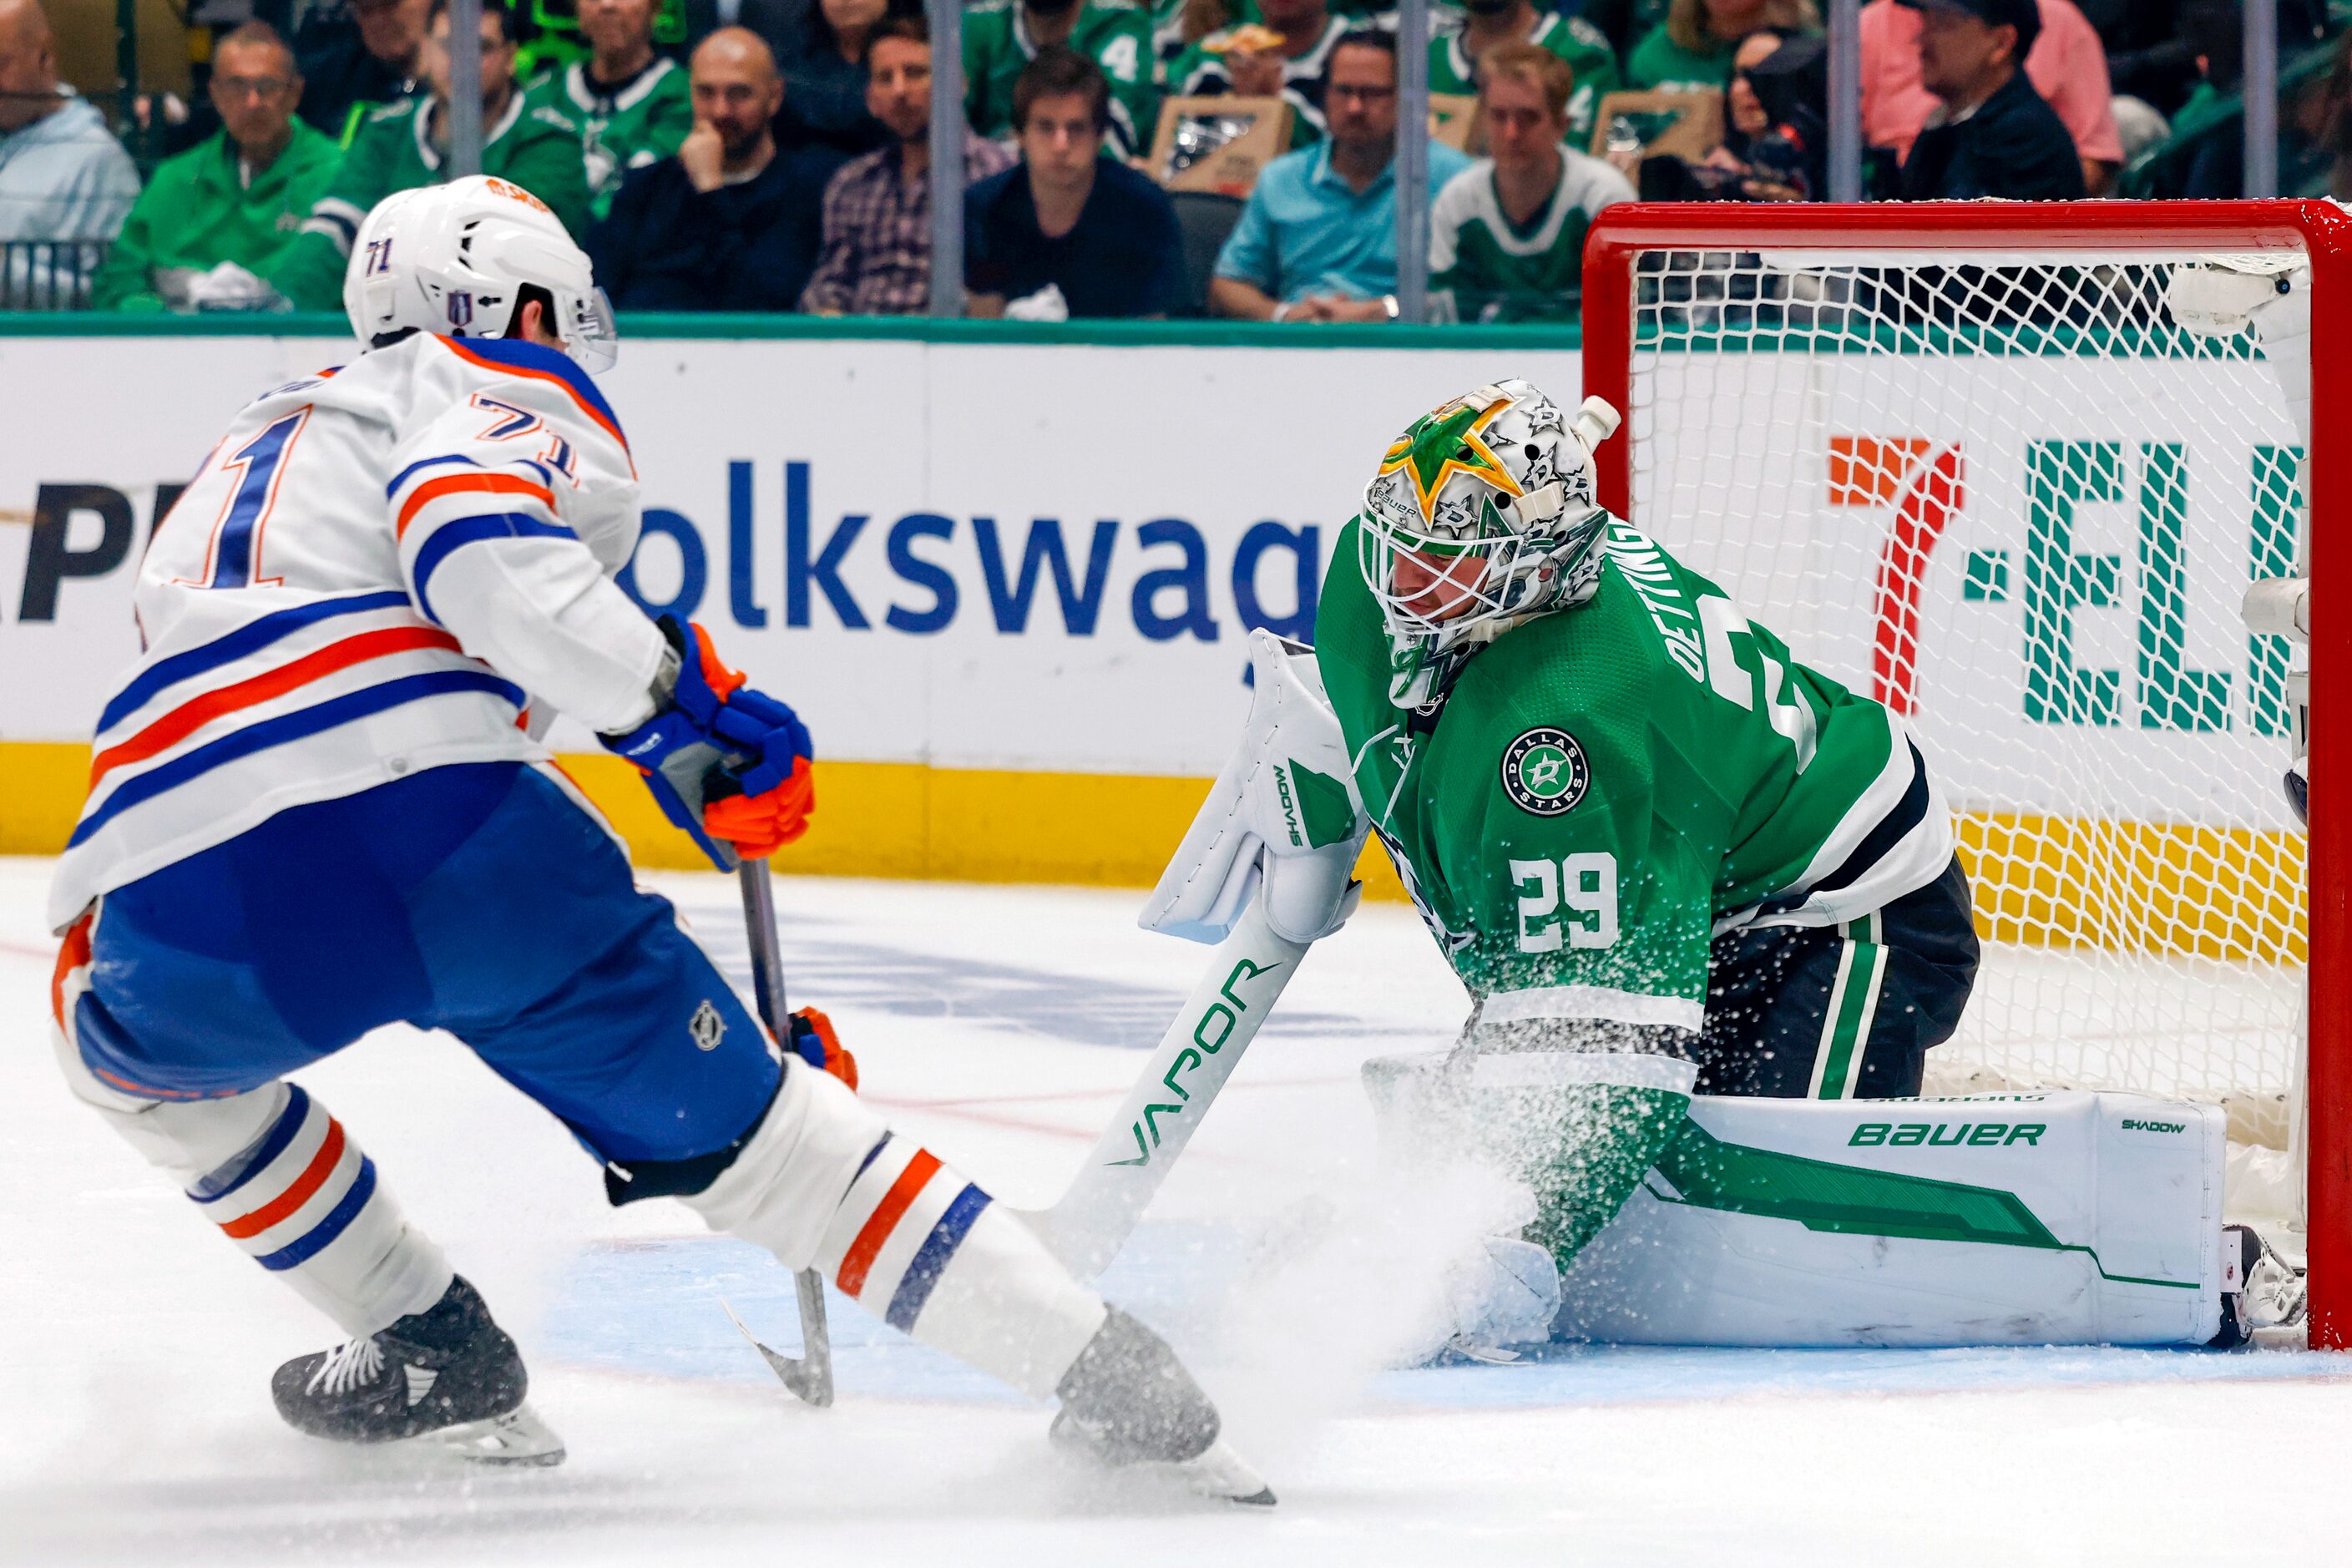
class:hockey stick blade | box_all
[720,1295,834,1407]
[1013,897,1314,1283]
[736,859,836,1407]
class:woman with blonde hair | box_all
[1628,0,1819,93]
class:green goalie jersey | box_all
[1317,516,1950,1033]
[965,0,1159,158]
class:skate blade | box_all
[1181,1439,1277,1507]
[422,1404,567,1467]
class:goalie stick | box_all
[1013,896,1314,1283]
[721,857,835,1408]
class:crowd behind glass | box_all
[0,0,2340,320]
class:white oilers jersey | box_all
[48,332,667,931]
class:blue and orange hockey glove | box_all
[601,616,815,869]
[787,1005,857,1090]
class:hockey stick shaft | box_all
[1016,898,1313,1283]
[736,857,834,1407]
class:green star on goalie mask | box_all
[1358,378,1611,711]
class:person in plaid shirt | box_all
[799,14,1016,314]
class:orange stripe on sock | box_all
[220,1118,346,1240]
[50,912,92,1031]
[836,1150,939,1298]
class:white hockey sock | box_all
[687,1065,1105,1399]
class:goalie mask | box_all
[343,175,619,373]
[1358,380,1620,711]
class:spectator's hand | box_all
[1701,146,1747,173]
[1319,295,1392,324]
[680,119,728,194]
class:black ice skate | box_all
[271,1275,564,1465]
[1049,1307,1275,1506]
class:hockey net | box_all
[1582,204,2344,1323]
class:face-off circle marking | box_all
[1500,727,1590,817]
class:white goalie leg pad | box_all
[1139,628,1371,946]
[1555,1090,2227,1347]
[54,1029,452,1337]
[1367,1050,2228,1347]
[685,1063,1106,1399]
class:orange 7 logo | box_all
[1828,436,1965,718]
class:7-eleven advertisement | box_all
[1629,349,2305,833]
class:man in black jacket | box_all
[1896,0,2085,200]
[589,25,832,309]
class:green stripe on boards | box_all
[1815,938,1880,1099]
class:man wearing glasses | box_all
[94,22,345,312]
[1207,29,1469,325]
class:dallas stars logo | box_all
[1500,727,1589,817]
[1378,393,1525,526]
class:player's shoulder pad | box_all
[436,336,629,448]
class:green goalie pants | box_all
[1689,855,1980,1100]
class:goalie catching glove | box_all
[601,617,815,868]
[1140,630,1373,945]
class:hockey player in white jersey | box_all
[44,175,1268,1500]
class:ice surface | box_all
[5,857,2351,1567]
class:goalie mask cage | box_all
[1581,200,2349,1348]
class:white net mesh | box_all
[1624,245,2309,1147]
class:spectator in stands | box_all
[272,0,590,310]
[1430,43,1630,324]
[94,23,342,312]
[1208,29,1472,322]
[1862,0,2121,192]
[590,27,832,309]
[296,0,429,142]
[966,0,1159,159]
[680,0,806,65]
[0,0,139,301]
[2077,0,2198,117]
[523,0,693,222]
[775,0,893,157]
[1429,0,1621,150]
[1169,0,1352,147]
[1896,0,2085,200]
[1689,30,1829,196]
[800,15,1016,314]
[1627,0,1820,94]
[965,47,1181,318]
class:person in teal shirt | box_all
[1208,30,1473,321]
[94,23,345,311]
[1627,0,1818,92]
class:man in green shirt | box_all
[94,22,344,311]
[1627,0,1814,92]
[1428,0,1619,148]
[964,0,1158,159]
[1429,42,1631,323]
[271,0,590,311]
[521,0,691,220]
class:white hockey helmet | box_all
[343,175,618,372]
[1358,379,1621,645]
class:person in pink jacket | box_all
[1860,0,2121,193]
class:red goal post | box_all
[1581,200,2350,1347]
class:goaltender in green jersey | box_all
[1324,380,1974,1091]
[1142,376,2299,1353]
